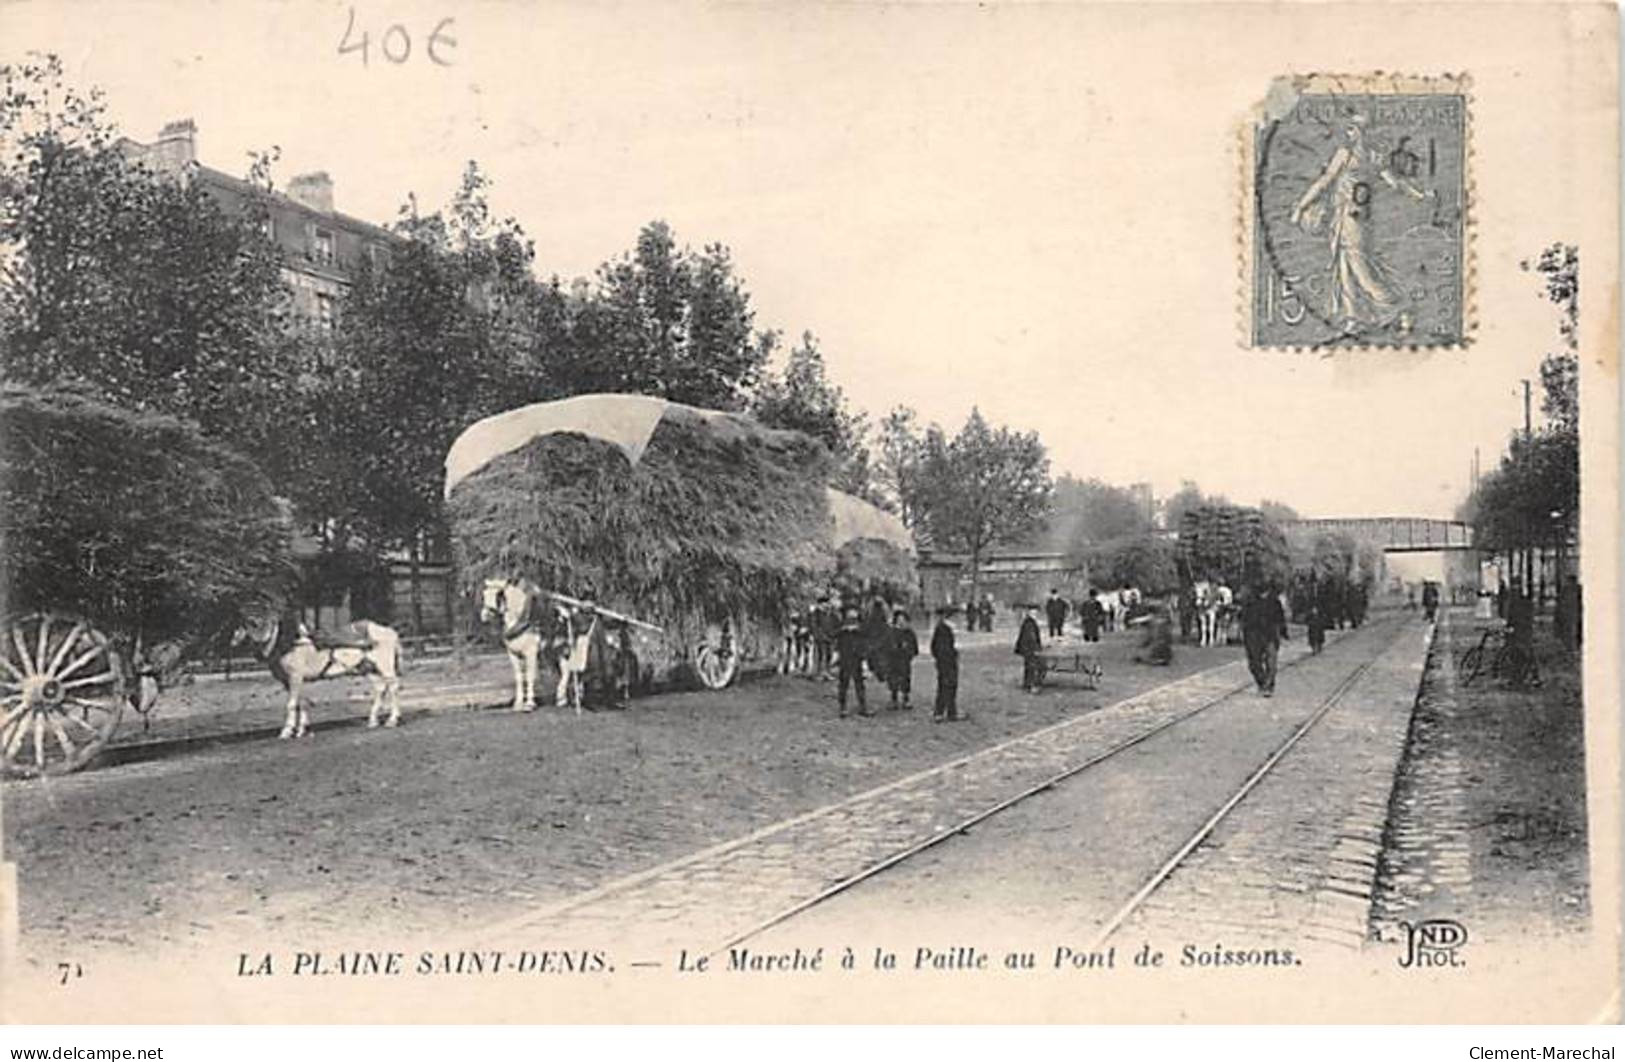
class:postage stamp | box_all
[1244,73,1472,350]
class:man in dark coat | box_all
[1422,581,1440,622]
[1080,589,1105,643]
[835,606,871,718]
[931,607,960,721]
[1306,602,1327,654]
[1240,585,1289,696]
[886,609,919,709]
[1045,589,1069,638]
[812,594,838,680]
[863,595,892,684]
[1015,606,1044,692]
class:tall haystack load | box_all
[444,394,915,687]
[1177,503,1292,590]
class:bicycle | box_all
[1457,625,1542,688]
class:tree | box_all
[1259,498,1300,523]
[0,57,297,450]
[1046,476,1151,553]
[1083,534,1180,594]
[553,221,774,411]
[911,408,1053,604]
[1163,480,1230,533]
[751,331,876,500]
[1524,242,1578,432]
[875,405,926,529]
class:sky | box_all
[4,1,1606,520]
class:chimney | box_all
[147,118,197,173]
[287,171,334,214]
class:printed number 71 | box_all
[57,962,83,985]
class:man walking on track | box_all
[1045,588,1069,638]
[931,606,960,722]
[835,606,871,718]
[1016,605,1044,693]
[1240,584,1289,696]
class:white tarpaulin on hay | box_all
[444,393,671,499]
[825,487,913,554]
[444,392,914,554]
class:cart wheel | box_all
[693,621,739,690]
[0,613,125,778]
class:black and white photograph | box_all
[0,0,1618,1029]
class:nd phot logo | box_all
[1397,919,1468,969]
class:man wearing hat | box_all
[811,594,838,681]
[835,605,871,717]
[885,608,919,710]
[1045,589,1069,639]
[931,606,960,722]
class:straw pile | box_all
[448,405,866,640]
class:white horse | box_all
[480,577,589,714]
[242,612,402,738]
[1214,583,1236,645]
[1096,590,1123,632]
[1194,580,1221,647]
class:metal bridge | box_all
[1279,518,1476,553]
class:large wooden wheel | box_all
[0,613,125,778]
[692,620,739,690]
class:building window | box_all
[260,216,275,241]
[367,243,389,271]
[315,292,336,332]
[312,228,334,267]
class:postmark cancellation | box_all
[1243,73,1472,350]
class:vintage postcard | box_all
[0,0,1618,1028]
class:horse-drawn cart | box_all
[445,393,915,698]
[1,385,291,777]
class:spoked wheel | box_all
[692,620,739,691]
[1456,645,1485,685]
[0,613,125,778]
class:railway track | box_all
[481,618,1410,956]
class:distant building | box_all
[117,119,401,331]
[918,549,1090,614]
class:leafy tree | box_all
[875,405,926,529]
[1083,534,1180,594]
[0,56,296,449]
[1524,242,1578,431]
[911,408,1053,603]
[553,221,774,410]
[1163,480,1230,533]
[1259,498,1301,523]
[1047,476,1151,553]
[751,330,876,499]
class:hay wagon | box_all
[444,393,916,690]
[1,386,290,778]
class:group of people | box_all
[785,592,963,722]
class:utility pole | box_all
[1523,378,1533,439]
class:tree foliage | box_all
[548,220,773,411]
[751,331,876,500]
[1162,480,1231,533]
[911,409,1053,588]
[0,57,297,451]
[1082,534,1180,594]
[1046,476,1151,553]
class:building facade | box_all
[118,119,400,331]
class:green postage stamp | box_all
[1244,73,1471,350]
